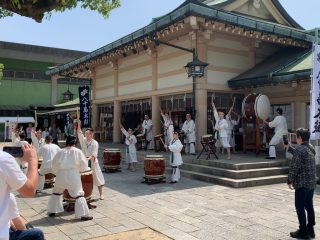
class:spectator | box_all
[49,124,61,145]
[0,144,38,240]
[9,193,44,240]
[286,128,316,239]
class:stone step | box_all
[177,169,288,188]
[180,163,289,179]
[183,158,288,170]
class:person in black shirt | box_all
[286,128,316,239]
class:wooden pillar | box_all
[113,100,121,143]
[294,101,307,129]
[91,104,98,130]
[151,49,161,135]
[51,75,58,105]
[195,32,208,151]
[152,96,161,135]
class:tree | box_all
[0,0,121,23]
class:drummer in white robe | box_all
[181,113,196,155]
[226,107,240,153]
[120,121,138,171]
[31,129,45,153]
[212,102,231,160]
[15,132,29,174]
[36,136,60,192]
[263,107,288,159]
[77,122,105,200]
[160,109,174,145]
[164,131,183,183]
[142,114,154,150]
[47,136,93,221]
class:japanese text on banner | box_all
[78,86,91,128]
[310,43,320,140]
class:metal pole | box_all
[192,48,196,120]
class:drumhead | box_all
[146,155,163,158]
[202,134,212,138]
[255,94,270,120]
[104,149,121,152]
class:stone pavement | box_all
[15,143,320,240]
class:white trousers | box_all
[36,174,45,191]
[172,166,180,182]
[47,186,90,219]
[147,139,154,150]
[269,135,283,158]
[185,143,195,154]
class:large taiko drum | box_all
[144,155,165,179]
[242,93,270,121]
[63,169,93,203]
[103,149,121,170]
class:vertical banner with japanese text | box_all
[78,86,91,128]
[310,43,320,140]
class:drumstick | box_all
[34,110,38,128]
[160,137,165,147]
[76,107,80,120]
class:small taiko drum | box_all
[103,149,121,170]
[144,155,165,179]
[136,134,145,150]
[154,134,165,152]
[242,93,270,121]
[63,169,93,203]
[201,134,213,143]
[44,173,55,189]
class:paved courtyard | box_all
[15,143,320,240]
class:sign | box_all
[310,43,320,140]
[65,112,71,127]
[78,86,91,128]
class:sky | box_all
[0,0,319,52]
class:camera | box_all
[3,146,23,158]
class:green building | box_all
[0,41,90,140]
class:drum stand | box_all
[141,176,166,185]
[197,139,218,160]
[242,117,269,155]
[104,166,122,173]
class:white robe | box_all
[168,139,183,182]
[121,128,138,163]
[182,119,196,143]
[48,147,90,218]
[142,119,153,141]
[161,113,174,144]
[78,132,105,187]
[36,143,61,191]
[31,132,45,153]
[268,115,288,158]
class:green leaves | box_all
[0,0,121,22]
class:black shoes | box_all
[290,230,310,239]
[170,181,177,184]
[48,213,56,217]
[308,228,315,239]
[265,156,276,159]
[81,216,93,221]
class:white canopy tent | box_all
[0,117,35,142]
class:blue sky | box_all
[0,0,319,52]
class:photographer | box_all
[0,144,39,240]
[285,128,316,239]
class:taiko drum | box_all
[103,149,121,170]
[63,169,93,203]
[144,155,165,179]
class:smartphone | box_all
[283,135,289,145]
[3,146,23,158]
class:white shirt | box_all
[268,115,288,136]
[38,144,61,173]
[0,151,27,240]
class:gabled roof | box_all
[46,0,313,76]
[199,0,303,29]
[228,47,311,89]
